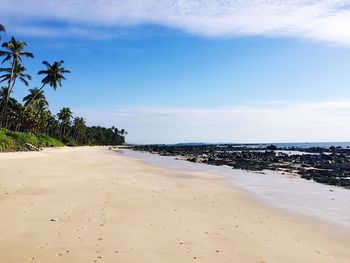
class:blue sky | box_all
[2,1,350,143]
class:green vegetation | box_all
[0,129,16,150]
[37,134,64,148]
[0,129,63,151]
[0,23,126,151]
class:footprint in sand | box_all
[38,243,49,249]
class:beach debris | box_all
[25,143,41,151]
[50,218,59,222]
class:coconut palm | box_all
[23,88,48,107]
[57,107,72,139]
[38,60,70,90]
[0,37,34,65]
[22,88,50,133]
[4,99,22,131]
[44,113,59,136]
[0,62,31,127]
[0,63,31,86]
[0,86,23,129]
[26,60,70,106]
[73,117,86,143]
[0,86,14,127]
[0,37,33,127]
[0,87,14,111]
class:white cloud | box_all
[1,1,350,44]
[73,101,350,144]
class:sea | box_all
[173,142,350,149]
[261,142,350,149]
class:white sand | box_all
[0,146,349,263]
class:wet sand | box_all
[0,147,349,262]
[122,149,350,230]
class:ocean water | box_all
[264,142,350,149]
[174,142,350,149]
[121,149,350,231]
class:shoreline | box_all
[121,149,350,233]
[0,147,350,262]
[130,144,350,188]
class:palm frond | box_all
[0,67,11,72]
[18,77,29,86]
[38,70,49,75]
[42,61,51,67]
[21,51,34,58]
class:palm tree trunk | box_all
[23,83,46,112]
[1,59,16,129]
[59,124,64,140]
[3,78,18,129]
[73,126,79,141]
[15,122,20,132]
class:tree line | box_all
[0,24,126,146]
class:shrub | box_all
[61,135,77,147]
[0,129,17,150]
[37,134,64,147]
[6,131,39,147]
[0,129,64,151]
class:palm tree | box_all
[57,107,72,139]
[73,117,86,143]
[0,86,21,129]
[23,88,48,107]
[46,114,60,137]
[0,62,31,127]
[0,37,33,87]
[27,60,70,105]
[21,88,49,133]
[0,37,33,127]
[38,60,70,91]
[0,63,31,86]
[0,86,14,113]
[0,86,9,106]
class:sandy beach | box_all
[0,147,350,263]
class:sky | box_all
[1,0,350,144]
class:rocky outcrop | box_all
[131,144,350,189]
